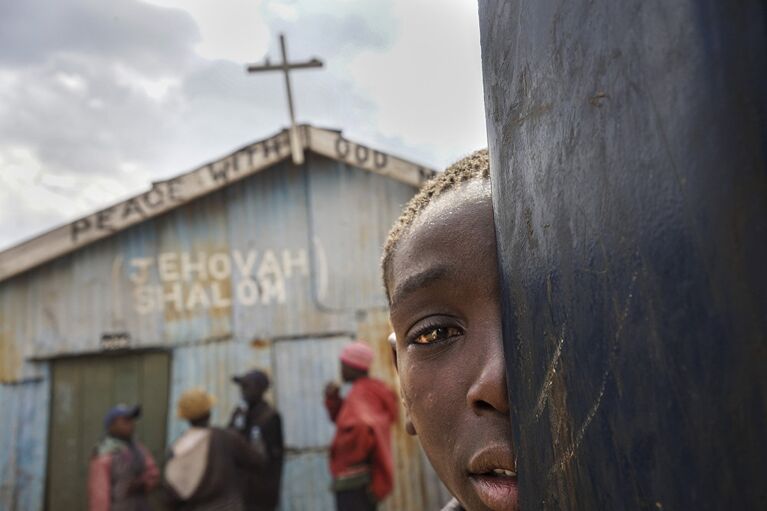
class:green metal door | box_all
[45,351,170,511]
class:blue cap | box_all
[103,404,141,430]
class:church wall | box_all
[0,153,449,510]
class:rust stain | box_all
[360,310,398,384]
[0,288,23,382]
[589,91,610,107]
[524,207,539,250]
[511,103,553,128]
[0,327,19,382]
[159,243,234,337]
[249,337,270,349]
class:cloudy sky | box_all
[0,0,486,250]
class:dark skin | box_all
[189,413,211,428]
[108,416,136,441]
[324,362,368,399]
[107,415,147,494]
[240,379,268,407]
[387,182,518,511]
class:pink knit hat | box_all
[340,341,374,371]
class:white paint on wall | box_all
[126,248,311,314]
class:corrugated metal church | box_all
[0,125,450,511]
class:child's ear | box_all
[400,393,417,436]
[404,407,417,436]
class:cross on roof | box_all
[246,34,324,165]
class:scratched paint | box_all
[481,0,767,509]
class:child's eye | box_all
[411,326,463,345]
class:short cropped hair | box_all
[381,149,490,302]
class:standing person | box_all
[88,404,159,511]
[228,370,284,511]
[164,388,265,511]
[324,341,398,511]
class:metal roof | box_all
[0,124,436,283]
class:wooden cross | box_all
[246,34,324,165]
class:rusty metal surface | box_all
[0,156,405,370]
[306,154,420,312]
[0,375,49,511]
[225,160,357,340]
[0,151,448,510]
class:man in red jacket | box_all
[324,341,398,511]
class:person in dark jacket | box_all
[164,388,264,511]
[228,369,284,511]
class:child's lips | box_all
[469,473,519,511]
[467,444,518,510]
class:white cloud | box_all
[113,63,181,102]
[87,97,106,110]
[0,145,84,247]
[0,0,487,249]
[267,1,299,22]
[0,143,155,249]
[55,71,88,94]
[348,0,486,167]
[142,0,272,63]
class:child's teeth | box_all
[491,468,516,476]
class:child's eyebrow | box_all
[390,266,450,307]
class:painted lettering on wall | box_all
[128,248,310,314]
[330,133,434,184]
[69,131,293,244]
[71,178,184,242]
[207,133,289,184]
[334,136,389,169]
[101,332,131,350]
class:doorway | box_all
[45,351,170,511]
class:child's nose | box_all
[466,334,509,416]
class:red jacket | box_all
[325,377,398,501]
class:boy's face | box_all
[109,416,136,439]
[388,182,518,511]
[340,361,366,382]
[240,378,267,405]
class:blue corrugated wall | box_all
[0,154,449,510]
[0,374,50,511]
